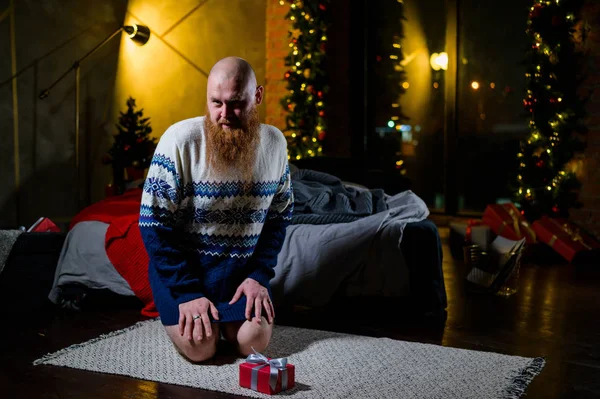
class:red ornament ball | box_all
[536,160,545,168]
[285,72,291,79]
[319,110,325,117]
[552,16,563,26]
[552,206,559,213]
[530,3,543,19]
[318,131,326,141]
[319,4,327,11]
[317,91,323,98]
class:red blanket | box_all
[70,189,157,317]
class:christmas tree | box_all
[103,97,157,190]
[515,0,587,220]
[280,0,331,160]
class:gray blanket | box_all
[273,189,430,306]
[0,230,23,275]
[291,169,387,224]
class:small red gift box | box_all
[532,216,600,262]
[239,351,295,395]
[27,217,61,233]
[482,203,536,244]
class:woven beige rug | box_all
[34,319,544,398]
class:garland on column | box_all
[280,0,331,160]
[515,0,587,220]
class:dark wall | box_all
[0,0,126,228]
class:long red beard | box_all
[204,107,261,180]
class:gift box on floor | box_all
[482,203,536,244]
[240,350,295,395]
[449,220,494,250]
[532,216,600,263]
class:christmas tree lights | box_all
[515,0,586,220]
[280,0,331,160]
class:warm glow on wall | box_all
[112,0,267,143]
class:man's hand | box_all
[178,297,219,341]
[229,278,274,324]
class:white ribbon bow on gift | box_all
[245,348,289,391]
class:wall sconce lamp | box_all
[38,24,150,208]
[430,52,448,71]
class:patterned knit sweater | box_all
[139,117,293,325]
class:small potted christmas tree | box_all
[103,97,157,194]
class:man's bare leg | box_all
[222,317,273,356]
[164,324,220,363]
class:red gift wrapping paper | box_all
[482,203,536,244]
[532,216,600,262]
[239,360,295,395]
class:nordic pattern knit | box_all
[139,117,293,326]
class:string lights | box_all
[515,0,586,220]
[280,0,331,160]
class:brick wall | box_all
[265,1,290,131]
[571,0,600,239]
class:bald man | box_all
[140,57,293,362]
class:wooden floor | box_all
[2,227,600,398]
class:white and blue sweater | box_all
[139,117,293,325]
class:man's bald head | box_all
[208,57,258,94]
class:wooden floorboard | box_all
[2,226,600,398]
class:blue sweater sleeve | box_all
[247,162,294,288]
[139,149,204,306]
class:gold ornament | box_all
[291,28,302,40]
[303,68,311,78]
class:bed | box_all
[48,166,447,318]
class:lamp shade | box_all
[124,24,150,46]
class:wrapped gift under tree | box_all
[532,216,600,263]
[482,203,537,244]
[449,219,495,260]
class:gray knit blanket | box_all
[0,230,23,275]
[291,169,387,225]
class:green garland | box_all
[280,0,331,160]
[515,0,587,220]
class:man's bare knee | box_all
[235,317,273,356]
[164,325,219,363]
[179,341,217,363]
